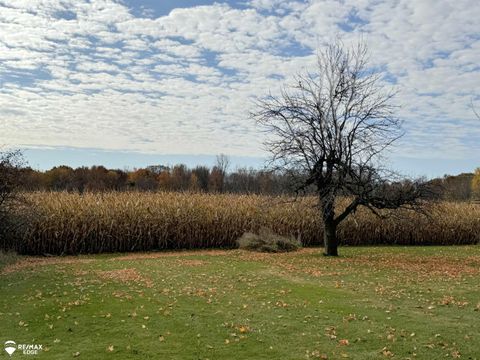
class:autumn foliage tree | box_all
[128,168,158,191]
[209,155,230,193]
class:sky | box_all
[0,0,479,177]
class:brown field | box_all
[8,191,480,255]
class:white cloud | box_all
[0,0,479,166]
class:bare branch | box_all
[252,39,428,256]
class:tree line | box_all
[429,171,480,202]
[7,159,478,201]
[16,161,292,195]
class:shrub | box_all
[0,150,24,250]
[237,228,301,253]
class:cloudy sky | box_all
[0,0,479,176]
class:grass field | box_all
[1,247,479,359]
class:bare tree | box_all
[210,154,230,193]
[252,40,427,256]
[215,154,230,176]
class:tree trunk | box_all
[323,219,338,256]
[320,194,338,256]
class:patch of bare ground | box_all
[97,268,153,288]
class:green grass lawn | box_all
[1,247,479,359]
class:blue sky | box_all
[0,0,479,177]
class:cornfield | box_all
[6,192,480,255]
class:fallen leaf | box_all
[239,325,249,333]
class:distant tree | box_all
[128,168,158,191]
[189,173,200,192]
[258,170,274,194]
[71,167,89,192]
[227,167,256,193]
[44,166,75,191]
[192,166,210,192]
[146,165,169,175]
[442,173,473,201]
[423,177,443,200]
[17,167,44,191]
[209,168,224,193]
[171,165,190,191]
[472,168,480,201]
[216,154,230,175]
[84,166,118,192]
[110,169,128,191]
[252,40,427,256]
[209,154,230,193]
[157,169,172,191]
